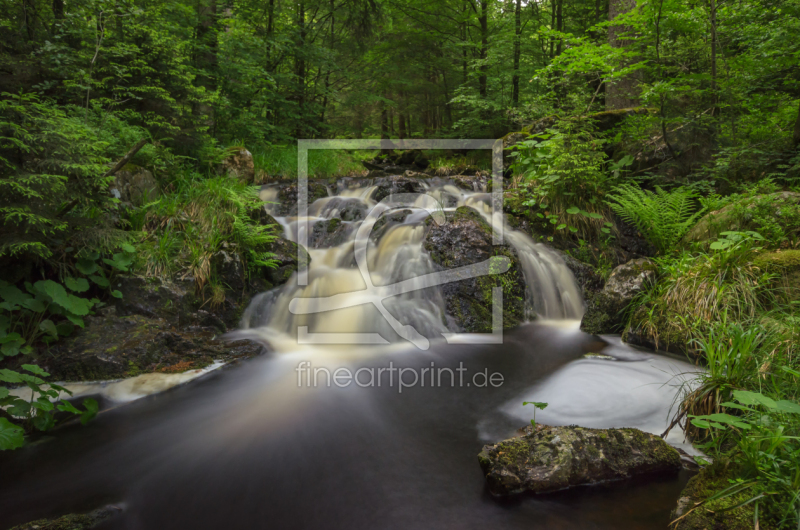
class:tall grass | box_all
[251,146,371,181]
[130,173,278,293]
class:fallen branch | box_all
[102,138,149,178]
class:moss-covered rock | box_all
[46,311,262,381]
[670,464,770,530]
[423,206,527,332]
[753,249,800,301]
[581,258,657,335]
[683,192,800,246]
[9,506,120,530]
[478,424,681,496]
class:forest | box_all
[1,0,800,528]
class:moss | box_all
[671,464,761,530]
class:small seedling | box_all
[523,401,548,426]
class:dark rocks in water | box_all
[366,169,387,179]
[423,206,527,332]
[451,174,488,192]
[561,253,604,299]
[9,505,122,530]
[371,175,425,202]
[261,236,310,288]
[370,209,413,241]
[309,217,354,248]
[362,160,384,171]
[580,258,657,335]
[47,310,262,382]
[261,181,329,216]
[478,424,681,496]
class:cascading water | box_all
[241,175,584,350]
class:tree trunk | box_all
[295,0,306,137]
[556,0,563,55]
[479,0,488,99]
[710,0,717,115]
[606,0,640,110]
[512,0,521,106]
[794,99,800,148]
[549,0,556,59]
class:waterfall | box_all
[240,176,584,350]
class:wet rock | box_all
[370,209,413,242]
[110,166,159,206]
[113,276,198,327]
[9,505,122,530]
[46,312,263,382]
[366,169,387,179]
[212,250,246,293]
[580,258,657,335]
[309,217,353,248]
[262,237,310,288]
[371,175,425,202]
[222,147,255,183]
[423,207,527,332]
[248,207,313,287]
[561,254,604,298]
[450,174,489,192]
[478,424,681,496]
[262,181,329,216]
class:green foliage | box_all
[0,93,125,260]
[134,174,278,291]
[0,364,98,450]
[507,122,613,242]
[606,184,703,254]
[523,401,548,426]
[252,146,369,181]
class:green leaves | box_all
[0,418,24,450]
[65,277,90,293]
[523,401,549,410]
[606,184,702,254]
[80,398,99,425]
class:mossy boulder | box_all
[683,192,800,246]
[46,311,262,381]
[260,181,330,216]
[753,249,800,301]
[670,464,770,530]
[113,276,199,327]
[221,147,255,183]
[478,424,681,496]
[370,174,425,202]
[581,258,657,335]
[110,165,159,206]
[423,206,527,332]
[9,505,120,530]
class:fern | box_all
[606,184,704,254]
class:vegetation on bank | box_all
[1,0,800,525]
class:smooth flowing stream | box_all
[0,177,699,530]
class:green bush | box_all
[606,183,704,254]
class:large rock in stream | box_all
[423,207,527,332]
[580,258,657,335]
[479,424,682,496]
